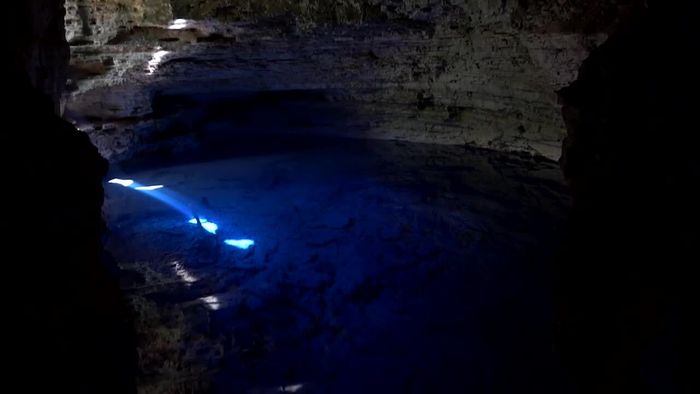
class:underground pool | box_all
[103,137,571,393]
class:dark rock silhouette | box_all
[3,1,135,392]
[558,1,697,392]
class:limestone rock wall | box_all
[171,0,634,31]
[171,0,383,24]
[65,0,642,161]
[65,0,173,45]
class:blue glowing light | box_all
[135,185,164,191]
[225,239,255,250]
[201,222,218,234]
[107,177,255,249]
[188,218,218,234]
[108,178,193,217]
[108,178,134,187]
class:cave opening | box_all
[6,1,695,393]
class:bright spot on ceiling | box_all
[147,49,170,74]
[225,239,255,250]
[108,178,134,187]
[168,19,190,30]
[135,185,164,191]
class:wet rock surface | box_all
[105,138,570,393]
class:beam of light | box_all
[168,19,190,30]
[200,295,221,310]
[129,185,193,217]
[108,178,194,217]
[172,261,198,283]
[225,239,255,250]
[107,177,255,248]
[135,185,164,191]
[145,191,197,217]
[280,384,304,393]
[147,49,170,74]
[108,178,134,187]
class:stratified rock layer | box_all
[65,1,638,162]
[65,0,173,45]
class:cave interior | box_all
[5,1,697,393]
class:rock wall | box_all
[170,0,633,29]
[65,0,173,45]
[163,0,639,160]
[171,0,383,24]
[65,1,641,162]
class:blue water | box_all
[104,138,571,393]
[108,179,258,248]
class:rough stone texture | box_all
[4,1,135,392]
[170,0,634,30]
[65,1,639,162]
[170,0,384,24]
[65,0,173,45]
[556,1,697,392]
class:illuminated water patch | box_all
[108,178,134,187]
[188,217,219,234]
[109,178,192,216]
[135,185,164,191]
[108,177,255,250]
[201,222,218,234]
[225,239,255,250]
